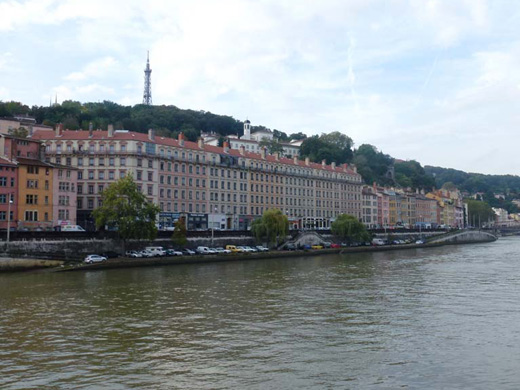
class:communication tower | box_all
[143,51,152,105]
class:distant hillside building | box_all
[218,120,300,157]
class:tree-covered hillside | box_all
[3,99,520,198]
[424,166,520,194]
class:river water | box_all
[1,238,520,389]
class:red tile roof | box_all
[32,129,360,176]
[0,157,17,166]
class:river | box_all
[1,238,520,389]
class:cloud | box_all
[64,57,118,81]
[2,0,520,175]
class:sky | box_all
[1,0,520,175]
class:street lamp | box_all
[211,206,217,246]
[7,194,13,247]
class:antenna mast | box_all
[143,51,152,105]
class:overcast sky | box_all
[1,0,519,175]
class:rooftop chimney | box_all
[108,124,114,138]
[274,152,280,161]
[261,147,267,159]
[351,164,357,173]
[294,156,299,165]
[331,162,336,169]
[305,157,310,166]
[88,122,93,138]
[239,145,245,155]
[322,159,326,168]
[197,137,204,149]
[223,141,230,153]
[55,123,63,137]
[178,132,185,147]
[148,128,155,141]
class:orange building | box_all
[16,159,54,230]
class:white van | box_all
[61,225,86,232]
[371,238,386,246]
[144,246,167,257]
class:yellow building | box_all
[17,158,54,230]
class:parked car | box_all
[237,246,253,253]
[125,250,142,258]
[243,246,258,252]
[330,243,341,248]
[311,245,323,249]
[139,249,155,258]
[226,245,242,253]
[322,242,332,248]
[145,246,167,257]
[214,247,232,254]
[182,248,196,256]
[256,245,269,252]
[196,246,212,254]
[371,238,386,246]
[415,240,425,244]
[101,251,119,258]
[285,243,296,251]
[84,254,107,264]
[166,249,183,256]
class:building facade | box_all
[32,126,363,231]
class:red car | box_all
[330,243,341,248]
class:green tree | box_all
[251,209,289,247]
[353,144,394,186]
[300,132,354,165]
[92,175,160,252]
[331,214,371,244]
[465,199,495,227]
[171,218,188,248]
[259,138,284,154]
[10,127,29,138]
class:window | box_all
[89,158,94,166]
[120,158,126,166]
[148,171,153,181]
[78,158,83,166]
[109,158,115,166]
[26,194,38,204]
[109,171,115,180]
[99,158,105,166]
[121,144,126,152]
[99,171,105,180]
[147,185,153,195]
[77,184,83,194]
[24,210,38,221]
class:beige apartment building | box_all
[32,126,363,231]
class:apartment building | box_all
[32,126,363,231]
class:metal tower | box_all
[143,51,152,105]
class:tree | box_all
[300,132,354,165]
[171,218,188,248]
[331,214,371,244]
[259,138,284,154]
[353,144,394,186]
[465,199,495,227]
[92,175,160,252]
[10,127,29,138]
[251,209,289,247]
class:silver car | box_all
[84,254,107,264]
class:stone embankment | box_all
[0,229,498,272]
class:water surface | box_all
[1,238,519,389]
